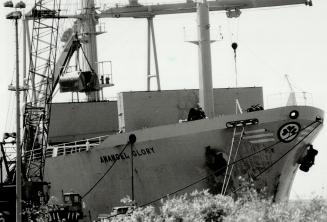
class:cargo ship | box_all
[0,0,323,221]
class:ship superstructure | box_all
[0,0,324,221]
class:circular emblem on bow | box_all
[278,122,301,143]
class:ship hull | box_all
[44,105,324,220]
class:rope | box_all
[227,15,240,88]
[233,47,238,88]
[79,43,97,75]
[82,141,130,199]
[229,120,321,195]
[223,126,245,195]
[221,127,237,194]
[227,16,240,44]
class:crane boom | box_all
[52,35,81,91]
[99,0,311,18]
[23,0,312,20]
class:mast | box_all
[197,0,214,118]
[5,7,24,221]
[80,0,100,101]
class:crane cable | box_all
[79,40,97,75]
[232,42,238,88]
[227,16,240,87]
[81,141,130,199]
[223,126,245,195]
[221,126,243,195]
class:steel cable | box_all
[223,126,245,195]
[81,141,130,199]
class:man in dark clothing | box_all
[188,104,206,121]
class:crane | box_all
[18,0,312,207]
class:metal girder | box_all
[23,0,61,182]
[99,0,311,19]
[21,0,312,21]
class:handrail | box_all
[23,134,110,161]
[50,134,109,148]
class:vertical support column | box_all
[146,17,161,91]
[81,0,100,101]
[150,18,161,91]
[197,1,214,118]
[23,18,27,105]
[15,18,22,222]
[131,143,134,201]
[147,18,151,91]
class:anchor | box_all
[298,144,318,172]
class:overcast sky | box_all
[0,0,326,199]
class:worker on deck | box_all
[187,104,206,121]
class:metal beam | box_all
[146,17,161,91]
[197,1,214,118]
[52,35,81,91]
[80,0,100,101]
[150,18,161,91]
[21,0,310,21]
[99,0,310,19]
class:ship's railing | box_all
[23,135,109,161]
[47,135,109,158]
[265,92,314,109]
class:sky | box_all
[0,0,326,199]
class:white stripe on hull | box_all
[249,138,276,144]
[235,128,266,135]
[243,133,274,140]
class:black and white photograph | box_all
[0,0,326,221]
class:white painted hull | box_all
[44,105,324,220]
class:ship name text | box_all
[100,147,155,163]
